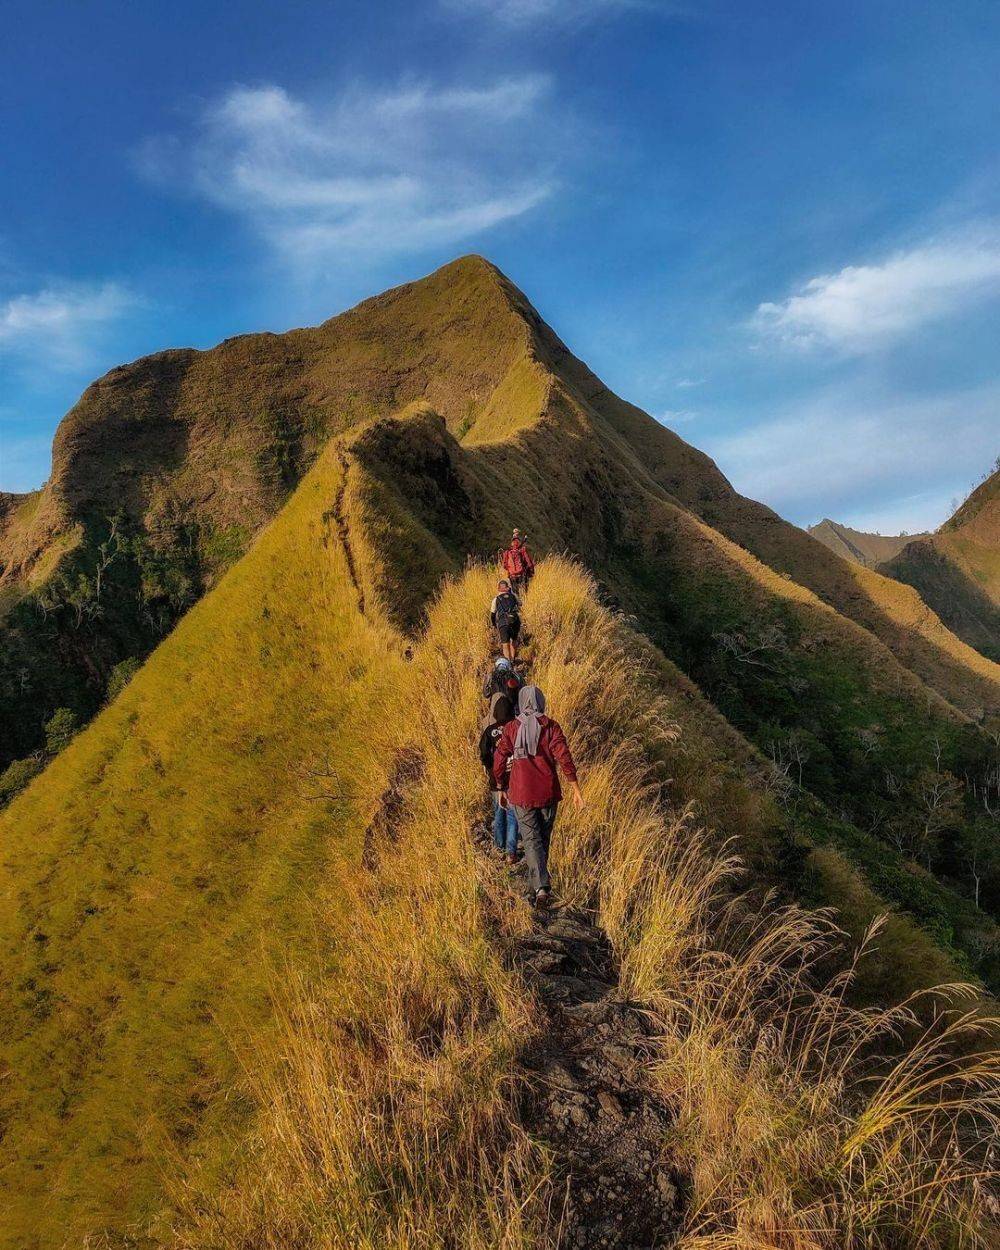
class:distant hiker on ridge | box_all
[494,684,583,908]
[500,528,535,592]
[479,693,520,863]
[490,578,522,662]
[482,655,524,705]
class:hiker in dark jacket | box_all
[500,528,535,592]
[479,694,519,861]
[493,684,583,907]
[482,656,524,705]
[490,579,521,662]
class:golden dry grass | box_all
[521,556,1000,1249]
[170,566,552,1249]
[3,461,997,1250]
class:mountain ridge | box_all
[2,256,999,1245]
[807,517,930,568]
[878,466,1000,661]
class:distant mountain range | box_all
[810,468,1000,661]
[807,518,930,568]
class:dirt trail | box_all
[324,449,366,616]
[476,820,684,1248]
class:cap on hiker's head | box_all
[495,656,511,668]
[498,578,509,589]
[512,528,520,538]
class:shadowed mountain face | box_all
[808,518,929,568]
[879,469,1000,662]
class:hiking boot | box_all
[506,852,518,867]
[534,888,551,909]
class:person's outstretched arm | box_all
[548,720,584,809]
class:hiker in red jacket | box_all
[494,684,583,907]
[500,528,535,592]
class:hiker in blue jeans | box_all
[479,693,519,862]
[493,685,583,906]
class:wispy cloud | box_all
[440,0,686,26]
[657,408,699,425]
[0,281,136,369]
[753,227,1000,355]
[708,381,1000,531]
[140,77,561,268]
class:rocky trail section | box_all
[476,827,684,1248]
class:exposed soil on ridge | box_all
[475,823,684,1248]
[325,449,366,616]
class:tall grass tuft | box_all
[523,555,1000,1249]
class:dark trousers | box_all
[513,803,558,895]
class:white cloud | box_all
[753,228,1000,355]
[0,282,136,369]
[707,381,1000,531]
[440,0,684,26]
[141,77,560,267]
[657,408,699,425]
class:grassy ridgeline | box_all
[0,442,414,1245]
[2,525,998,1246]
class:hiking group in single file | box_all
[479,530,584,909]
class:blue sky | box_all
[2,0,998,531]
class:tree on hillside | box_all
[885,763,965,869]
[957,815,1000,910]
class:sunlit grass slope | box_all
[0,439,416,1246]
[881,467,1000,661]
[522,559,1000,1248]
[3,534,998,1248]
[172,565,551,1249]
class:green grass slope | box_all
[2,523,997,1246]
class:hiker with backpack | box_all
[479,693,520,862]
[493,684,583,908]
[500,529,535,593]
[482,656,524,706]
[490,579,522,662]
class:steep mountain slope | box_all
[0,259,537,764]
[3,258,999,962]
[807,518,929,567]
[4,258,997,771]
[880,466,1000,661]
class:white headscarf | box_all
[513,685,546,758]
